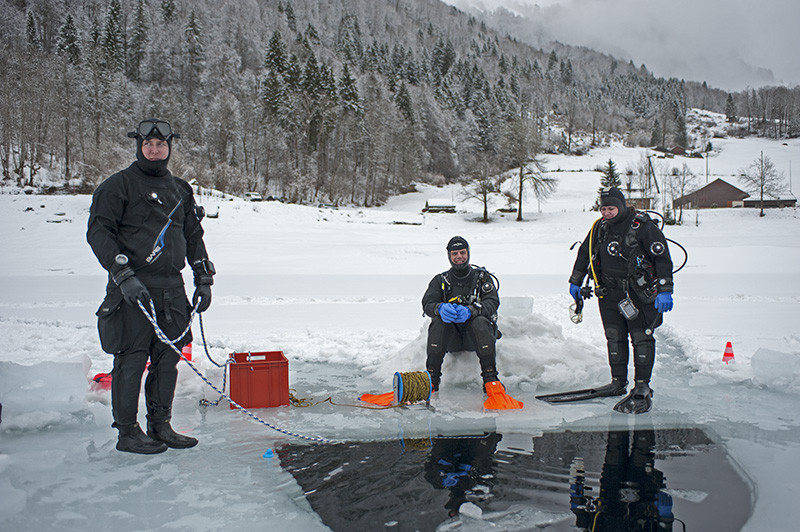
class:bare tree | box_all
[740,151,785,217]
[514,155,556,220]
[502,115,556,220]
[670,162,697,224]
[461,168,501,223]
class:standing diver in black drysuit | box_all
[87,119,215,454]
[568,188,674,413]
[422,236,501,392]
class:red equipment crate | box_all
[229,351,290,409]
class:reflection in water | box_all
[278,425,751,531]
[423,432,502,518]
[570,429,674,531]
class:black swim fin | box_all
[536,378,627,403]
[613,380,653,414]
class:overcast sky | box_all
[444,0,800,92]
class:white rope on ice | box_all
[137,299,338,444]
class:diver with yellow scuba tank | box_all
[538,188,674,413]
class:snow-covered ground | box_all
[1,132,799,531]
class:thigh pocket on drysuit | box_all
[154,287,193,348]
[96,290,127,354]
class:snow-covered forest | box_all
[2,0,798,205]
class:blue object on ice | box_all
[263,449,274,459]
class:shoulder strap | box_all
[440,271,451,297]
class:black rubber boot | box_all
[613,380,653,414]
[481,367,500,393]
[114,422,168,454]
[594,377,628,397]
[426,368,441,392]
[147,421,199,449]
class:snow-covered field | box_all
[1,132,799,531]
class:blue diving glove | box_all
[569,283,582,301]
[655,491,673,518]
[654,292,673,313]
[438,303,458,323]
[453,305,471,323]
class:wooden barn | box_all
[673,179,749,209]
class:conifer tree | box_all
[560,59,573,85]
[725,93,737,122]
[57,14,81,65]
[261,69,285,118]
[338,63,361,114]
[26,11,41,52]
[161,0,177,24]
[56,14,82,182]
[546,50,558,73]
[671,99,687,147]
[336,13,363,64]
[601,159,622,190]
[128,0,147,81]
[395,81,414,124]
[302,53,321,97]
[304,23,320,46]
[650,118,662,146]
[184,10,204,100]
[265,31,288,74]
[432,38,456,79]
[85,18,110,148]
[102,0,124,73]
[284,2,297,32]
[284,54,302,92]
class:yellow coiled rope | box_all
[394,371,433,404]
[288,371,432,410]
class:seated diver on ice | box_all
[421,236,503,393]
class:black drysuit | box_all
[422,266,500,387]
[87,162,211,426]
[569,209,673,383]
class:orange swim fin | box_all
[359,391,394,406]
[483,381,524,410]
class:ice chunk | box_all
[0,358,90,427]
[751,348,800,391]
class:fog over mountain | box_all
[445,0,800,92]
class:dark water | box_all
[278,427,752,532]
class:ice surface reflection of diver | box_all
[423,432,502,518]
[570,429,680,531]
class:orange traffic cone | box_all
[722,342,734,364]
[182,343,192,361]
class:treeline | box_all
[1,0,797,205]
